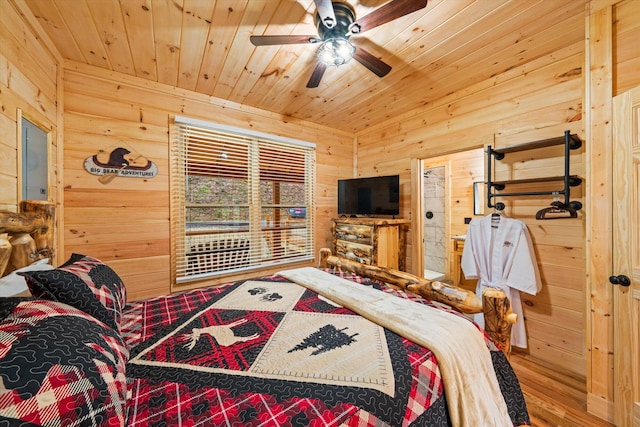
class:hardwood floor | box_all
[509,352,615,427]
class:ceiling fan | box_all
[250,0,429,88]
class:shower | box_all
[423,166,446,281]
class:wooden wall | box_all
[4,0,639,422]
[62,62,354,301]
[0,0,60,208]
[353,1,640,411]
[613,0,640,96]
[355,28,586,378]
[0,0,62,264]
[586,0,640,421]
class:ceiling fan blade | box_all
[250,35,320,46]
[348,0,428,35]
[314,0,337,29]
[353,47,392,78]
[306,62,327,88]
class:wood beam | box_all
[585,2,615,423]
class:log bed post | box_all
[482,288,517,356]
[0,234,11,276]
[319,248,516,355]
[19,200,55,259]
[0,200,55,276]
[7,233,37,273]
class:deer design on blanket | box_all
[182,318,260,351]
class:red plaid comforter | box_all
[122,270,529,426]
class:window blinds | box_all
[172,116,315,283]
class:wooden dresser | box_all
[331,218,410,271]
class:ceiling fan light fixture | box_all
[251,0,429,87]
[316,38,355,66]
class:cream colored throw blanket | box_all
[277,267,512,427]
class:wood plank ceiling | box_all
[24,0,588,133]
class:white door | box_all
[612,86,640,426]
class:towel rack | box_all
[486,130,583,211]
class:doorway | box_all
[423,165,446,280]
[411,148,484,282]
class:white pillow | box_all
[0,258,54,297]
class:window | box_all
[172,116,315,283]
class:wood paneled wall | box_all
[62,62,354,301]
[4,0,639,422]
[355,31,586,378]
[586,0,640,421]
[613,0,640,96]
[494,127,585,372]
[0,0,62,264]
[353,1,639,406]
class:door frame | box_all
[410,158,425,278]
[412,158,451,279]
[411,152,477,280]
[422,160,449,277]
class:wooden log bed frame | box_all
[318,248,517,355]
[0,200,55,277]
[0,201,516,355]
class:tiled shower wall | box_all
[423,166,446,273]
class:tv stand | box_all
[331,218,410,271]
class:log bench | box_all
[187,237,250,274]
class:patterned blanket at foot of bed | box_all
[122,271,530,426]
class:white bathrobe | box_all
[461,214,541,348]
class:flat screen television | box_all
[338,175,400,217]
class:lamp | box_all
[316,37,355,66]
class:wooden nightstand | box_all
[452,236,476,292]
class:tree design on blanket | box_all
[289,324,359,355]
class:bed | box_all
[1,201,529,426]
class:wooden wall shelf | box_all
[490,133,582,159]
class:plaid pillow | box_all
[0,298,128,426]
[19,254,127,332]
